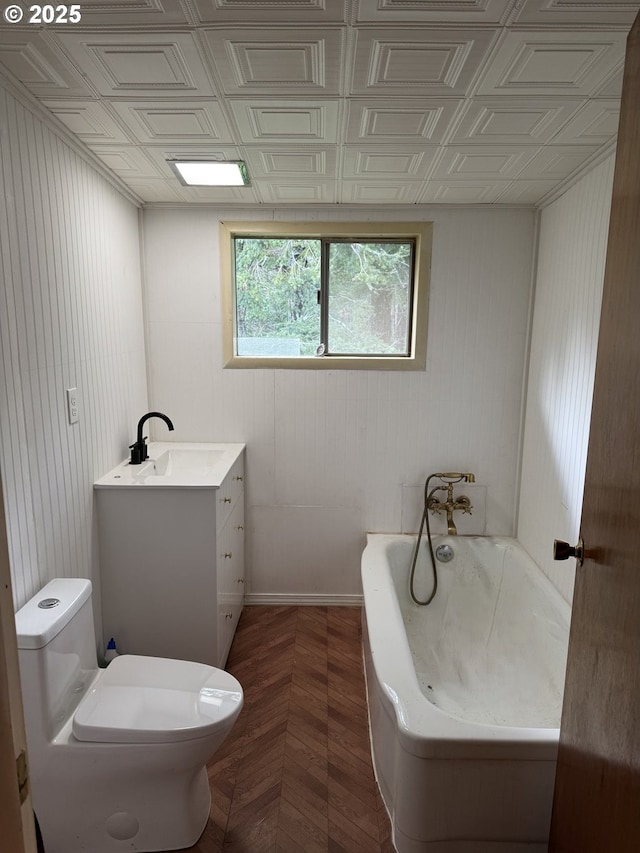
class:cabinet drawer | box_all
[216,454,244,531]
[218,504,244,601]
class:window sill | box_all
[223,354,426,370]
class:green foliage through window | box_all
[234,236,414,357]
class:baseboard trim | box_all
[244,593,363,607]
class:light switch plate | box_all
[66,387,79,424]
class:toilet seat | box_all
[73,655,243,744]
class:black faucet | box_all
[129,412,174,464]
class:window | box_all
[220,221,431,369]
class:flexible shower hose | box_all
[409,473,468,606]
[409,473,440,606]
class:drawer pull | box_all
[223,497,232,504]
[224,612,233,619]
[237,578,245,584]
[224,552,232,559]
[236,525,244,531]
[234,475,243,482]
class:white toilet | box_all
[15,577,243,853]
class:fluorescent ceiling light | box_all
[169,160,250,187]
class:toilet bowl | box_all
[15,577,243,853]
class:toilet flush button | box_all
[38,598,60,609]
[105,812,139,841]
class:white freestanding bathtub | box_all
[361,534,570,853]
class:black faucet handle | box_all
[129,438,148,465]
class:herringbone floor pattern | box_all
[179,606,394,852]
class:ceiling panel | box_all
[351,28,498,96]
[109,100,236,144]
[419,180,511,204]
[356,0,515,25]
[0,30,95,98]
[340,180,421,203]
[192,0,347,24]
[50,32,216,97]
[249,146,337,179]
[88,144,162,179]
[345,98,462,144]
[229,99,341,143]
[1,0,637,207]
[432,145,539,180]
[261,179,337,203]
[517,144,601,180]
[477,30,627,96]
[41,100,134,143]
[451,97,585,144]
[512,0,639,26]
[342,145,438,179]
[56,0,192,27]
[202,28,345,96]
[551,100,621,144]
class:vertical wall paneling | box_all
[0,80,148,615]
[518,155,615,603]
[143,206,536,601]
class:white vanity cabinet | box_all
[95,443,245,669]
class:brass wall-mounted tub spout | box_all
[426,473,475,536]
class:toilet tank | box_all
[15,578,99,742]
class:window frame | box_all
[220,221,432,370]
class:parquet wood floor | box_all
[179,606,394,853]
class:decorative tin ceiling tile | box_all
[517,145,601,180]
[512,0,639,27]
[192,0,346,23]
[51,32,215,97]
[340,180,421,203]
[342,145,438,179]
[229,99,340,143]
[87,144,162,179]
[494,180,561,204]
[250,147,336,178]
[592,63,624,98]
[477,31,627,96]
[419,180,511,203]
[109,100,235,144]
[0,31,94,98]
[551,100,620,144]
[432,145,539,180]
[452,97,583,144]
[203,28,344,95]
[351,28,498,96]
[124,179,184,203]
[50,0,191,27]
[345,98,462,144]
[357,0,513,24]
[260,180,336,202]
[41,100,133,143]
[178,184,262,203]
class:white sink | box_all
[94,442,245,489]
[152,448,225,476]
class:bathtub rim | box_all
[361,532,566,762]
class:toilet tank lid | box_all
[15,578,92,649]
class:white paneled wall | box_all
[143,206,536,602]
[0,80,148,614]
[518,155,615,603]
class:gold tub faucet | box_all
[426,473,475,535]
